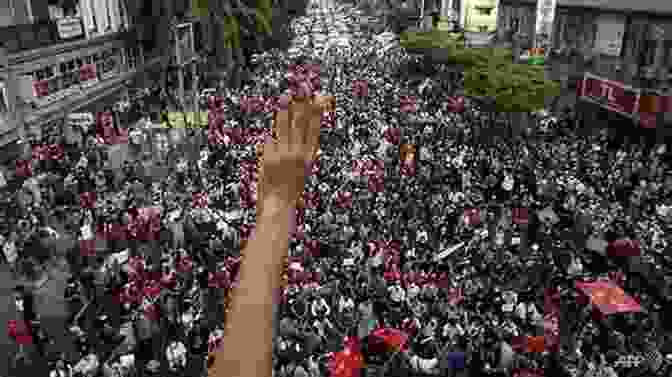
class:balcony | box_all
[0,18,86,55]
[1,21,136,67]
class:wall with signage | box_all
[579,73,639,117]
[460,0,499,32]
[16,47,122,107]
[595,14,625,57]
[534,0,556,49]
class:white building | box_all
[0,0,170,157]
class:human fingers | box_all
[288,97,318,148]
[306,95,333,153]
[274,95,293,146]
[290,102,312,149]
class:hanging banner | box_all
[579,73,641,118]
[594,14,625,56]
[534,0,556,50]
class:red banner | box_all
[33,80,49,98]
[579,74,639,116]
[79,63,97,82]
[638,93,672,128]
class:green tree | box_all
[401,30,560,132]
[193,0,273,86]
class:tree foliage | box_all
[400,30,560,113]
[193,0,273,53]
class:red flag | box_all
[305,239,320,257]
[445,96,465,113]
[308,159,320,176]
[192,192,209,209]
[143,280,162,298]
[79,239,96,257]
[383,269,401,282]
[32,144,49,160]
[399,96,417,113]
[7,320,33,345]
[527,336,544,353]
[463,208,481,226]
[511,335,529,352]
[512,368,544,377]
[608,271,625,287]
[47,144,64,160]
[335,191,353,209]
[512,207,529,225]
[176,255,194,273]
[15,159,33,178]
[369,327,409,352]
[607,239,641,257]
[447,287,464,305]
[143,304,161,321]
[329,337,365,377]
[352,80,369,98]
[33,80,49,97]
[208,270,230,289]
[79,191,97,209]
[383,127,401,145]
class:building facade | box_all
[0,0,177,156]
[497,0,672,138]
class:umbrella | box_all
[575,280,643,316]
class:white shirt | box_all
[501,291,518,313]
[74,354,100,377]
[339,296,354,313]
[389,285,406,303]
[3,240,17,264]
[502,175,514,191]
[409,355,438,374]
[80,223,94,240]
[50,367,72,377]
[407,284,420,300]
[166,341,187,369]
[311,298,330,317]
[567,258,583,275]
[442,322,465,338]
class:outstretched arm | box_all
[211,94,330,377]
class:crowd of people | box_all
[3,2,672,377]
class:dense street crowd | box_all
[2,2,672,377]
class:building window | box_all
[663,40,672,70]
[17,47,121,106]
[96,48,121,80]
[126,46,141,70]
[0,81,8,114]
[640,39,656,67]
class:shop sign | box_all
[67,113,94,127]
[56,17,84,39]
[579,73,640,117]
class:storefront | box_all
[577,72,669,146]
